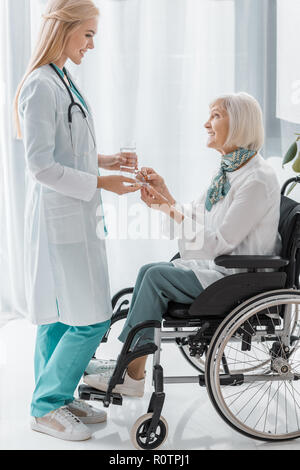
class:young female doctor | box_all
[13,0,141,441]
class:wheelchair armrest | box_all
[111,287,134,309]
[214,255,289,269]
[170,252,181,262]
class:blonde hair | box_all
[13,0,99,139]
[210,92,264,151]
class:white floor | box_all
[0,317,299,451]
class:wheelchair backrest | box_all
[279,195,300,288]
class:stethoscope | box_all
[49,63,107,232]
[49,63,96,152]
[49,63,88,125]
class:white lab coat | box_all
[19,64,112,326]
[164,154,282,289]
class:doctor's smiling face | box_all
[204,99,236,155]
[57,17,98,68]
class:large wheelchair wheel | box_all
[206,290,300,441]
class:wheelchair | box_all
[79,176,300,450]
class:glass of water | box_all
[120,144,148,185]
[120,143,138,177]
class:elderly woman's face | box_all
[204,101,231,154]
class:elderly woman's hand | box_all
[137,167,176,206]
[140,185,170,211]
[141,186,184,223]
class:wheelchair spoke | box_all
[290,359,300,373]
[224,381,264,407]
[235,323,275,358]
[284,379,300,403]
[234,381,268,420]
[285,382,288,434]
[260,381,284,434]
[275,381,280,435]
[224,342,270,374]
[286,382,300,430]
[207,296,300,439]
[254,381,277,431]
[262,382,273,432]
[251,313,275,357]
[225,359,267,366]
[225,342,265,363]
[288,344,300,362]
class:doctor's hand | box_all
[98,153,138,171]
[137,167,176,206]
[98,175,141,195]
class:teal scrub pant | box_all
[118,262,203,347]
[31,320,110,417]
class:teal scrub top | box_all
[51,63,89,112]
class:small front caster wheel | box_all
[130,413,168,450]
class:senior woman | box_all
[84,92,281,397]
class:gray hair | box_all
[210,92,264,151]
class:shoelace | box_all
[52,406,82,426]
[88,359,116,372]
[94,359,116,367]
[99,369,115,379]
[71,399,93,412]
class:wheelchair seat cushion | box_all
[165,271,287,319]
[165,302,191,319]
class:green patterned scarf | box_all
[205,148,257,212]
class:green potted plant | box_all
[282,134,300,194]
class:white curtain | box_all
[0,0,32,324]
[1,0,235,323]
[277,0,300,124]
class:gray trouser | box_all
[118,262,203,346]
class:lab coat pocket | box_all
[43,192,84,244]
[70,107,96,159]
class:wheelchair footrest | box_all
[78,384,123,406]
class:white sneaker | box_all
[83,371,145,398]
[85,358,117,376]
[67,399,107,424]
[31,406,92,441]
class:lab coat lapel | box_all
[49,67,68,93]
